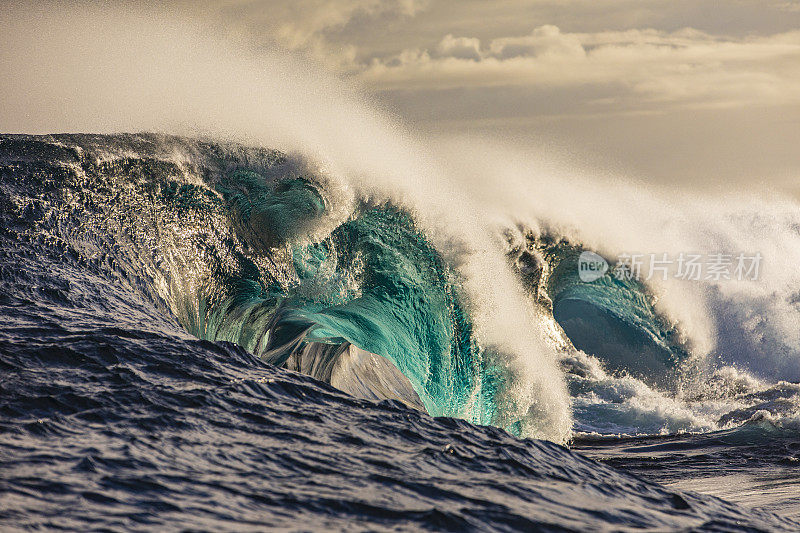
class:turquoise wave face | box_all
[175,169,509,429]
[286,207,477,416]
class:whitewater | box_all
[1,4,799,530]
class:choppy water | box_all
[1,134,799,530]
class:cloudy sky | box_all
[172,0,800,193]
[6,1,800,192]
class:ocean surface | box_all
[1,134,799,531]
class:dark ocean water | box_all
[575,430,800,522]
[1,134,799,531]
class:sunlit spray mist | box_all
[433,135,800,382]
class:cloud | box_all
[489,25,586,60]
[356,26,800,113]
[435,34,482,61]
[144,1,800,116]
[203,0,429,66]
[268,0,426,48]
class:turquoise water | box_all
[158,168,507,429]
